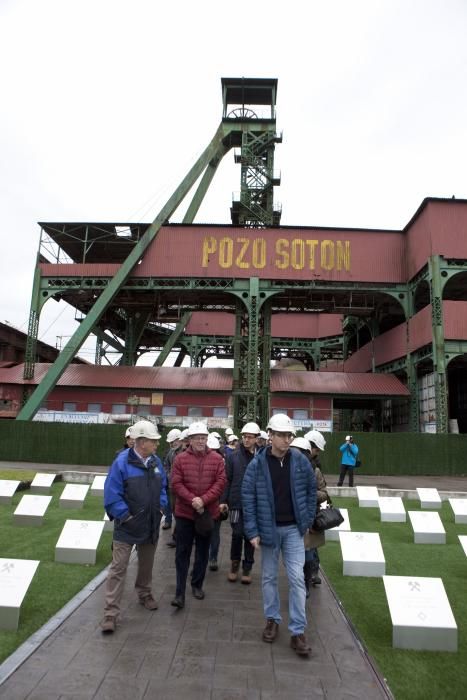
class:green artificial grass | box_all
[0,481,113,664]
[0,469,36,482]
[320,497,467,700]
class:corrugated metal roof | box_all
[270,370,410,397]
[0,364,409,397]
[0,364,233,391]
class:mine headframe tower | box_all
[17,78,282,427]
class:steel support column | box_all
[429,255,448,433]
[23,266,43,380]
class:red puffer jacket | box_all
[171,446,226,520]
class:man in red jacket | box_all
[170,422,226,609]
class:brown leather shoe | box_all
[139,595,158,610]
[262,619,279,643]
[241,570,252,584]
[227,560,240,582]
[100,616,116,634]
[290,633,311,656]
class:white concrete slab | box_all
[408,511,446,544]
[0,558,40,630]
[59,484,90,509]
[90,475,106,498]
[0,479,20,505]
[459,535,467,557]
[55,519,105,564]
[378,496,406,522]
[325,508,350,541]
[416,487,441,509]
[356,486,380,508]
[30,472,56,494]
[339,531,386,577]
[383,575,457,651]
[13,495,53,526]
[449,498,467,524]
[103,512,114,532]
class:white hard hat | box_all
[304,429,326,451]
[131,420,161,440]
[211,431,221,439]
[207,434,220,449]
[228,434,239,443]
[290,437,311,452]
[258,430,268,440]
[180,428,189,440]
[266,414,296,435]
[125,427,133,438]
[225,427,234,436]
[166,428,182,444]
[241,422,261,435]
[345,435,352,441]
[187,421,209,436]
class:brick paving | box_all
[2,472,465,699]
[0,521,393,700]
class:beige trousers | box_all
[103,540,156,618]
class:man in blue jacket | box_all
[337,435,359,487]
[242,413,317,657]
[100,420,167,634]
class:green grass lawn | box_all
[320,497,467,700]
[0,477,113,664]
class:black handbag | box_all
[355,459,361,468]
[313,505,344,531]
[194,509,215,537]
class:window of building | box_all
[136,405,148,416]
[63,402,77,412]
[213,407,228,418]
[293,409,308,421]
[112,403,127,414]
[162,405,177,416]
[188,406,203,417]
[87,403,101,413]
[272,408,288,416]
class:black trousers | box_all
[230,513,255,571]
[337,465,354,487]
[175,516,211,597]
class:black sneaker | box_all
[192,586,205,600]
[209,559,218,571]
[171,595,185,609]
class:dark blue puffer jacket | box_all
[242,446,317,546]
[104,447,168,545]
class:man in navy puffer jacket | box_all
[100,420,167,634]
[242,413,317,657]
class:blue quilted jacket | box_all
[241,446,317,546]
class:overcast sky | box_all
[1,0,466,365]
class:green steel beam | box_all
[23,265,44,380]
[17,123,236,420]
[182,149,228,223]
[153,312,192,367]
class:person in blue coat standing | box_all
[337,435,359,487]
[100,420,167,634]
[242,413,317,657]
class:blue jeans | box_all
[260,524,307,636]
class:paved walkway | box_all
[0,524,392,700]
[1,468,466,699]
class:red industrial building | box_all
[4,79,467,433]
